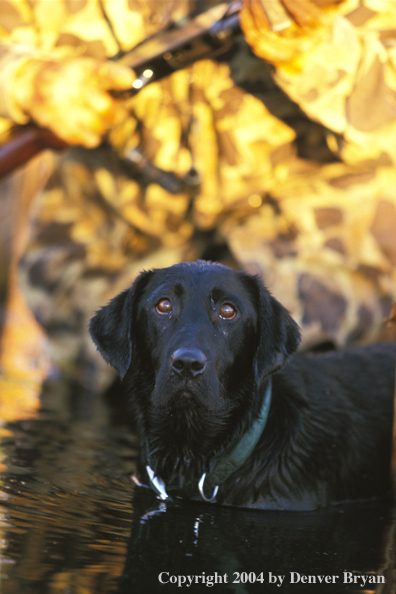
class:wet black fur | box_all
[90,261,396,510]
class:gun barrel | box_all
[116,1,241,94]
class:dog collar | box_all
[145,379,272,503]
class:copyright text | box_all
[158,571,385,588]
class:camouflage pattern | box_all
[241,0,396,165]
[0,0,395,390]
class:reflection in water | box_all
[119,493,394,594]
[0,382,137,594]
[0,383,395,593]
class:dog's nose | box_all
[171,348,207,378]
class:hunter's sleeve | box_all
[0,0,37,124]
[0,0,120,126]
[0,41,41,123]
[0,1,66,124]
[0,0,46,123]
[240,0,396,164]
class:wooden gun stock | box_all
[0,126,68,179]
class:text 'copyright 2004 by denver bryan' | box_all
[158,571,385,588]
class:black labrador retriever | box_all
[90,261,396,510]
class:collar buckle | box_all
[146,465,169,500]
[198,472,219,502]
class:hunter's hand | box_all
[12,56,135,147]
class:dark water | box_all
[0,382,395,594]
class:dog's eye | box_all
[156,299,172,314]
[219,304,237,320]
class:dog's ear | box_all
[89,270,153,379]
[250,276,301,385]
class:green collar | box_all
[145,379,272,503]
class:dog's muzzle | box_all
[171,348,207,378]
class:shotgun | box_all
[0,1,242,180]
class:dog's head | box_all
[90,261,300,480]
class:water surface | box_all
[0,382,394,593]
